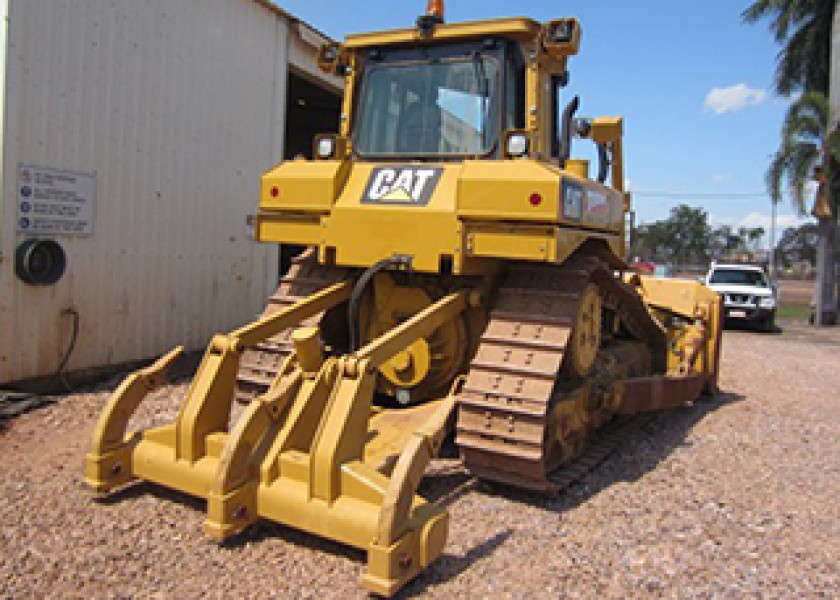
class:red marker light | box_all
[529,193,542,206]
[270,186,280,198]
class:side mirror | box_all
[698,276,706,285]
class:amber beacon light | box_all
[417,0,444,33]
[426,0,445,21]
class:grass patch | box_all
[777,303,811,321]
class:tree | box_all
[776,222,820,267]
[743,0,835,95]
[767,92,840,211]
[766,92,840,321]
[704,224,767,260]
[745,226,767,253]
[709,224,738,256]
[631,205,712,266]
[745,0,839,325]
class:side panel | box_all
[0,0,289,383]
[458,161,624,232]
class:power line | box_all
[631,191,767,199]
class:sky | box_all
[278,0,813,246]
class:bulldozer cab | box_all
[255,12,627,276]
[354,40,508,158]
[322,14,583,165]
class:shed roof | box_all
[250,1,342,93]
[252,0,333,44]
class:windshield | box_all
[709,268,767,287]
[354,57,498,157]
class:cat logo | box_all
[361,166,443,205]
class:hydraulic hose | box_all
[597,143,610,184]
[348,255,412,351]
[558,95,580,169]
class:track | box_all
[234,251,349,404]
[455,255,667,493]
[233,250,667,496]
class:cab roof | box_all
[344,17,542,48]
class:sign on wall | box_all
[16,165,96,235]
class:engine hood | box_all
[707,283,773,298]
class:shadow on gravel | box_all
[726,319,840,346]
[98,479,368,563]
[473,391,745,516]
[723,320,782,335]
[381,391,746,597]
[95,480,206,513]
[221,519,366,564]
[419,470,478,505]
[397,529,513,599]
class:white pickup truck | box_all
[703,263,777,331]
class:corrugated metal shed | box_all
[0,0,341,384]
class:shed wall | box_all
[0,0,293,383]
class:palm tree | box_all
[767,92,839,324]
[743,0,835,95]
[767,92,840,212]
[745,0,839,325]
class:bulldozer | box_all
[85,2,723,595]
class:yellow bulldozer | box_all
[85,2,722,595]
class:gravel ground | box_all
[1,321,839,599]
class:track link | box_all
[234,251,349,404]
[455,256,666,493]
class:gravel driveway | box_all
[2,321,838,598]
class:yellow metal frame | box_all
[632,275,724,392]
[343,17,542,48]
[86,282,476,596]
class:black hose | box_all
[55,308,79,392]
[597,143,610,184]
[348,256,412,351]
[558,95,580,169]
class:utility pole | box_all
[769,198,777,281]
[816,0,840,325]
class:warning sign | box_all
[17,165,95,235]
